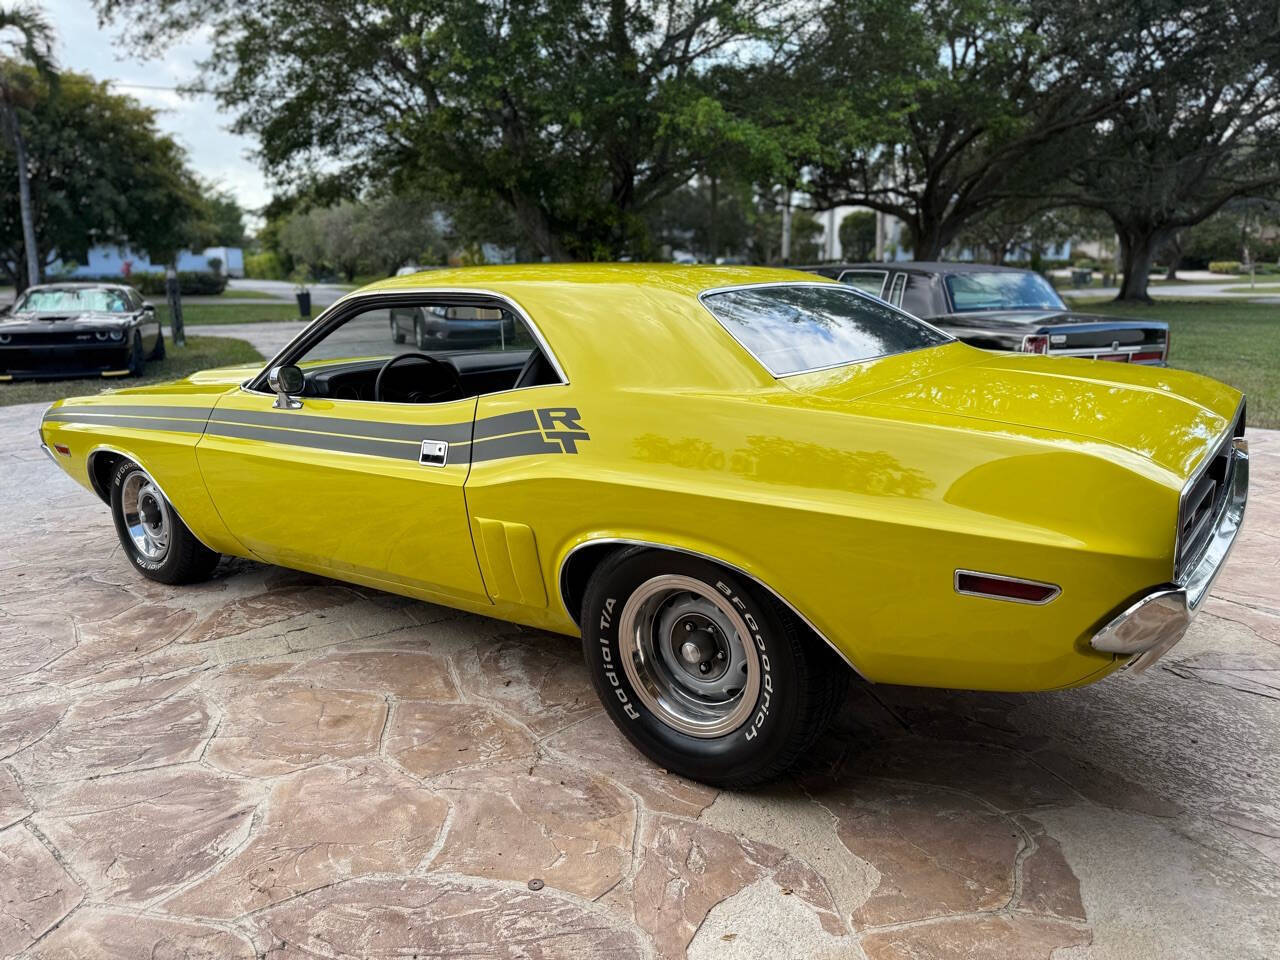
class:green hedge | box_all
[66,272,229,295]
[244,251,286,280]
[1208,261,1241,275]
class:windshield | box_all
[700,283,951,377]
[944,271,1065,312]
[15,288,131,314]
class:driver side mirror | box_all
[268,364,304,410]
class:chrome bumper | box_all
[1090,438,1249,674]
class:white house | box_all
[51,245,246,278]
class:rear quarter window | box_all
[701,283,951,377]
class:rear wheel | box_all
[109,460,220,584]
[390,315,406,344]
[581,548,847,788]
[413,312,430,349]
[150,328,166,360]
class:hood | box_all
[855,351,1240,479]
[1,311,134,330]
[92,363,260,399]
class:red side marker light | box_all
[955,571,1060,604]
[53,443,71,456]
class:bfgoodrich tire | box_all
[581,548,848,788]
[109,459,220,585]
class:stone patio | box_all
[1,399,1277,959]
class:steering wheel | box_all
[373,352,464,403]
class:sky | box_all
[44,0,272,218]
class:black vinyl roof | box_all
[801,261,1032,274]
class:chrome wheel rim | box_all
[618,575,760,738]
[120,470,170,561]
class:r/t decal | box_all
[537,407,591,454]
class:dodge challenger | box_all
[2,282,165,380]
[38,265,1247,787]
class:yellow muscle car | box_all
[38,265,1248,787]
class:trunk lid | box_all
[787,344,1240,480]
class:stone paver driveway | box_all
[2,400,1278,959]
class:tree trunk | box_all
[166,264,185,347]
[510,194,570,262]
[1164,231,1182,280]
[1115,227,1164,303]
[2,109,40,288]
[910,214,951,261]
[707,175,719,262]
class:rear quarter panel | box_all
[470,372,1181,692]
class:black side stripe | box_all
[42,411,207,434]
[203,421,463,464]
[471,431,565,462]
[472,409,539,440]
[43,404,215,421]
[207,407,474,445]
[44,402,584,464]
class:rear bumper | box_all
[1090,438,1249,672]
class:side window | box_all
[887,273,907,307]
[260,298,560,404]
[837,270,887,298]
[899,275,935,318]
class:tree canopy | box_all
[0,68,212,285]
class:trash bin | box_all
[1071,268,1093,287]
[296,290,311,319]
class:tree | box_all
[0,69,207,289]
[0,3,56,290]
[202,186,246,247]
[1054,7,1280,301]
[838,211,876,261]
[804,0,1158,259]
[96,0,808,261]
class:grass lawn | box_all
[1067,297,1279,428]
[210,289,289,301]
[0,335,262,407]
[159,302,303,325]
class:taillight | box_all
[1021,334,1050,354]
[1131,351,1164,363]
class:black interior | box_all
[299,348,558,403]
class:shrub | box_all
[245,251,286,280]
[1209,261,1242,274]
[72,272,229,295]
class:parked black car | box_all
[0,283,165,380]
[803,262,1169,364]
[389,303,520,349]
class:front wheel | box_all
[126,332,145,376]
[581,549,847,788]
[390,315,406,344]
[109,460,220,584]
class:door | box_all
[195,298,489,604]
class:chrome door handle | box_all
[419,440,448,466]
